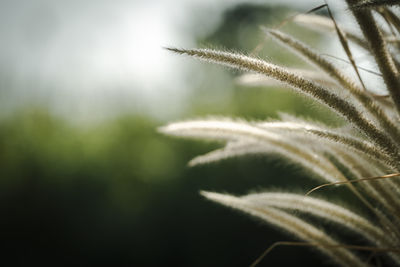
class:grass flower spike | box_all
[161,1,400,266]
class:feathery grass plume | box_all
[377,8,400,71]
[327,147,400,209]
[160,119,346,183]
[381,8,400,35]
[166,47,400,159]
[162,1,400,265]
[349,0,400,9]
[248,191,400,264]
[257,121,400,216]
[377,7,398,36]
[262,28,400,144]
[187,141,264,166]
[256,121,395,168]
[331,146,400,226]
[188,140,345,184]
[294,12,400,73]
[346,0,400,114]
[177,119,394,216]
[201,191,368,267]
[243,192,386,245]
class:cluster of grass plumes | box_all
[161,1,400,266]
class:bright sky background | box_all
[0,0,350,122]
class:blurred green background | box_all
[0,2,345,266]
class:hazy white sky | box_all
[0,0,348,122]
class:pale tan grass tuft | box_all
[162,2,400,265]
[201,191,368,267]
[349,0,400,10]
